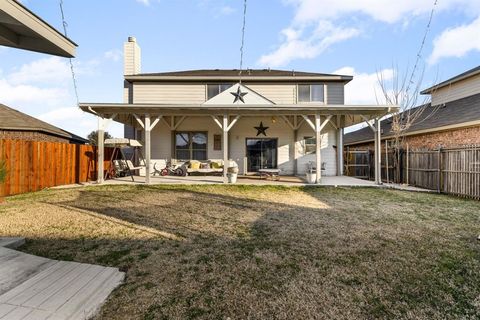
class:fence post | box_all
[406,144,409,185]
[385,140,389,184]
[438,147,442,193]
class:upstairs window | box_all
[207,84,232,100]
[298,84,325,103]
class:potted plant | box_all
[226,161,239,183]
[306,161,316,184]
[0,160,6,203]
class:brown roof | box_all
[0,104,87,143]
[344,92,480,145]
[128,69,353,82]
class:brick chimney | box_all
[124,36,141,75]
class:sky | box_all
[1,0,480,138]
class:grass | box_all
[1,185,480,319]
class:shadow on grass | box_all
[14,185,480,320]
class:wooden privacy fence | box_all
[345,145,480,200]
[0,139,112,197]
[402,146,480,199]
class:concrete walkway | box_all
[0,239,124,320]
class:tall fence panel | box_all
[441,146,480,199]
[344,145,480,200]
[0,139,112,197]
[404,150,441,192]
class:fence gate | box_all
[344,149,371,179]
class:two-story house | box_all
[80,37,397,184]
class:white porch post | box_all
[144,114,151,184]
[315,113,322,184]
[97,116,105,184]
[337,127,344,176]
[374,118,382,185]
[223,114,228,183]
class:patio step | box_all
[0,237,25,249]
[0,247,125,320]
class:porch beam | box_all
[97,117,105,184]
[172,116,186,130]
[211,115,223,129]
[226,115,241,132]
[96,113,116,184]
[360,115,376,132]
[145,114,152,184]
[133,113,144,129]
[319,115,333,132]
[222,114,228,183]
[161,116,172,129]
[328,116,338,130]
[337,127,344,176]
[281,116,295,130]
[315,113,322,184]
[302,115,316,131]
[149,115,162,131]
[374,118,382,185]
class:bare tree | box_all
[375,66,443,182]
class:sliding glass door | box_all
[246,138,278,172]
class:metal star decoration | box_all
[254,122,269,136]
[230,86,248,103]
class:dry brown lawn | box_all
[1,185,480,319]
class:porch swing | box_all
[104,138,145,181]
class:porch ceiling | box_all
[79,103,398,128]
[0,0,77,57]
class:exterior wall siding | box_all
[133,82,206,104]
[432,73,480,105]
[245,83,296,104]
[327,83,344,104]
[130,81,345,105]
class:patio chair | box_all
[126,160,145,182]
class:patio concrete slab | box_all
[0,246,124,320]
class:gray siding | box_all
[432,73,480,105]
[327,83,344,104]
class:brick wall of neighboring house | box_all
[346,125,480,151]
[0,130,70,143]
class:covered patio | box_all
[98,174,379,187]
[79,102,398,185]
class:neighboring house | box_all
[0,104,87,144]
[80,37,397,184]
[344,65,480,150]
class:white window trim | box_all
[206,83,233,101]
[297,83,326,104]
